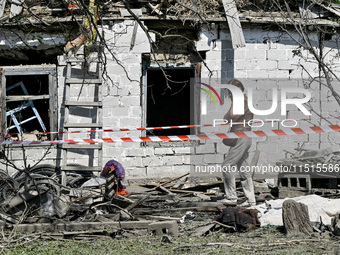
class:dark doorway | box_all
[146,68,194,136]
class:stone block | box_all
[196,40,210,51]
[204,154,224,164]
[162,156,183,165]
[126,148,146,157]
[245,49,266,60]
[173,147,193,155]
[172,165,191,175]
[154,148,174,155]
[125,167,147,177]
[120,96,140,106]
[255,60,278,70]
[147,166,173,176]
[147,221,179,237]
[195,143,215,154]
[142,156,163,166]
[267,49,287,60]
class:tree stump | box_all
[331,214,340,236]
[282,199,313,237]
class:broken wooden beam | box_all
[14,221,154,233]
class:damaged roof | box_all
[0,0,340,27]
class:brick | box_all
[147,221,179,237]
[154,148,174,155]
[126,148,146,157]
[125,167,146,177]
[235,60,256,70]
[162,156,183,165]
[173,147,192,154]
[142,156,163,166]
[204,154,224,164]
[103,147,126,157]
[120,118,141,127]
[278,61,295,70]
[267,50,287,60]
[255,60,278,70]
[129,106,141,117]
[196,40,210,51]
[103,97,120,108]
[195,143,215,154]
[268,70,290,79]
[147,166,172,176]
[120,96,140,106]
[110,106,129,117]
[246,50,266,60]
[172,165,191,175]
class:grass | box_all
[1,225,339,255]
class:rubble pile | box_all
[0,160,340,241]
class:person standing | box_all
[219,79,256,207]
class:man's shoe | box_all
[239,201,256,207]
[218,198,237,205]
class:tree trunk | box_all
[282,199,313,237]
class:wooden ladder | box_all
[60,54,103,185]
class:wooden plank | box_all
[64,123,103,128]
[134,206,225,214]
[222,0,245,48]
[125,193,151,211]
[6,95,50,102]
[61,166,101,171]
[311,0,340,18]
[15,221,154,233]
[60,144,102,149]
[66,78,102,84]
[65,101,102,107]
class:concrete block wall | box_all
[49,21,340,179]
[199,24,340,171]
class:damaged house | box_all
[0,0,339,190]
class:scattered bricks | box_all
[154,148,174,155]
[147,221,179,237]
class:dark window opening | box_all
[299,178,307,188]
[6,75,50,134]
[146,68,194,136]
[280,178,288,187]
[290,178,297,187]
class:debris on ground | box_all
[0,153,340,246]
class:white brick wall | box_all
[7,21,340,180]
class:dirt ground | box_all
[2,224,340,255]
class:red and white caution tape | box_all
[2,124,340,145]
[6,116,340,137]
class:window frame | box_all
[141,62,201,146]
[1,65,57,140]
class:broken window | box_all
[1,66,57,138]
[146,68,195,136]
